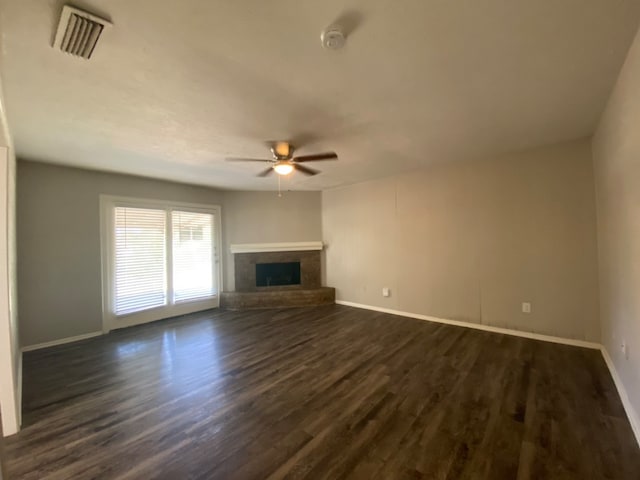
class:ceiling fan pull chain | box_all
[278,174,282,197]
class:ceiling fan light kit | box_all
[273,161,294,175]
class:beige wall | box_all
[17,162,224,346]
[593,26,640,432]
[17,161,322,347]
[222,191,322,291]
[323,139,600,341]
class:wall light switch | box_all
[522,302,531,314]
[382,287,390,297]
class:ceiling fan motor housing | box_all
[271,141,293,159]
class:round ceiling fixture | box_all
[321,26,345,50]
[273,161,294,176]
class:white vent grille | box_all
[53,6,111,59]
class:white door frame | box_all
[0,146,19,435]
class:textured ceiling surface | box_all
[1,0,639,190]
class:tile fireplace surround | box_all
[220,242,335,310]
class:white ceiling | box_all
[1,0,639,190]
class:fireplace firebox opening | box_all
[255,262,301,287]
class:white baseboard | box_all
[600,348,640,448]
[335,300,601,349]
[336,299,639,447]
[21,331,103,352]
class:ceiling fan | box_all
[226,141,338,177]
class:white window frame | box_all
[99,195,222,333]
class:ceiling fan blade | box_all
[294,164,320,176]
[293,152,338,162]
[257,167,274,177]
[226,157,269,163]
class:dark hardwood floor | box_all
[5,305,640,479]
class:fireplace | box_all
[220,242,335,309]
[256,262,301,287]
[233,248,321,292]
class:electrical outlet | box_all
[382,287,390,297]
[622,341,629,360]
[522,302,531,314]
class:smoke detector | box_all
[53,5,111,59]
[321,25,346,50]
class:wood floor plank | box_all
[5,305,640,479]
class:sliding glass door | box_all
[101,197,221,332]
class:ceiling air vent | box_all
[53,5,111,59]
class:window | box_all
[101,197,221,332]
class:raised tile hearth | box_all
[220,242,335,310]
[220,287,335,310]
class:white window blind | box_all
[172,210,215,302]
[114,207,167,315]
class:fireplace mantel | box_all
[229,241,323,254]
